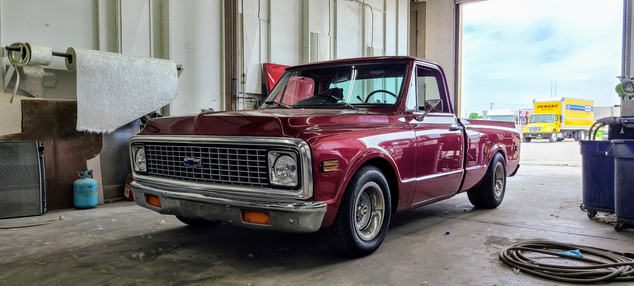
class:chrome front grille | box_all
[528,127,542,132]
[144,143,269,187]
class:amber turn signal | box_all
[145,194,161,208]
[321,159,339,172]
[241,210,271,225]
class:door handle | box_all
[449,124,463,131]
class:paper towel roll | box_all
[69,48,178,133]
[5,42,52,102]
[24,43,52,66]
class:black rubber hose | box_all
[589,117,622,140]
[500,240,634,283]
[592,123,606,141]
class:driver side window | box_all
[416,67,444,112]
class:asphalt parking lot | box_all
[1,138,632,285]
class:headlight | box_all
[133,146,147,172]
[268,151,298,187]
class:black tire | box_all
[325,165,392,257]
[576,130,585,141]
[467,153,506,209]
[587,209,597,219]
[614,223,626,232]
[548,131,558,143]
[175,215,220,228]
[523,137,531,143]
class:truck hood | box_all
[139,109,391,137]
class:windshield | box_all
[262,63,407,109]
[485,115,514,122]
[529,114,554,123]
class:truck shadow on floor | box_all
[0,199,498,285]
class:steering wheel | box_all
[364,89,397,103]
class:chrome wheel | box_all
[326,166,391,257]
[494,162,505,198]
[354,182,385,241]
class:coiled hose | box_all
[6,42,31,103]
[500,240,634,283]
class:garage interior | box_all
[1,0,633,285]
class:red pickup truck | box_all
[129,56,521,257]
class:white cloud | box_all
[461,0,623,117]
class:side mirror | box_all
[415,99,443,121]
[423,99,443,112]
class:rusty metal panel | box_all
[0,100,102,209]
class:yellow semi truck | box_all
[523,97,594,143]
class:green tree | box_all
[468,112,482,119]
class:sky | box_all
[461,0,624,117]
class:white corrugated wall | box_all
[1,0,442,116]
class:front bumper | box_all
[524,133,550,138]
[130,181,327,233]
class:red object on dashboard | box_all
[263,63,289,94]
[280,76,314,105]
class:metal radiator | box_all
[0,141,47,219]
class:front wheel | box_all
[523,137,531,143]
[467,153,506,209]
[548,131,558,143]
[326,166,392,257]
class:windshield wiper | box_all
[264,101,293,109]
[324,94,358,110]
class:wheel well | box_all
[361,158,399,213]
[495,150,506,164]
[468,150,507,192]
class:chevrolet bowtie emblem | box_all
[183,157,201,168]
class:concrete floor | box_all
[1,139,632,285]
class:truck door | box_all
[409,65,465,206]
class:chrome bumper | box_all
[129,181,327,233]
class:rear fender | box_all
[486,143,507,165]
[469,143,507,190]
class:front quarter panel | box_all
[298,123,417,228]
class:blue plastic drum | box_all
[607,139,634,231]
[579,140,614,213]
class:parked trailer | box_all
[484,108,532,134]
